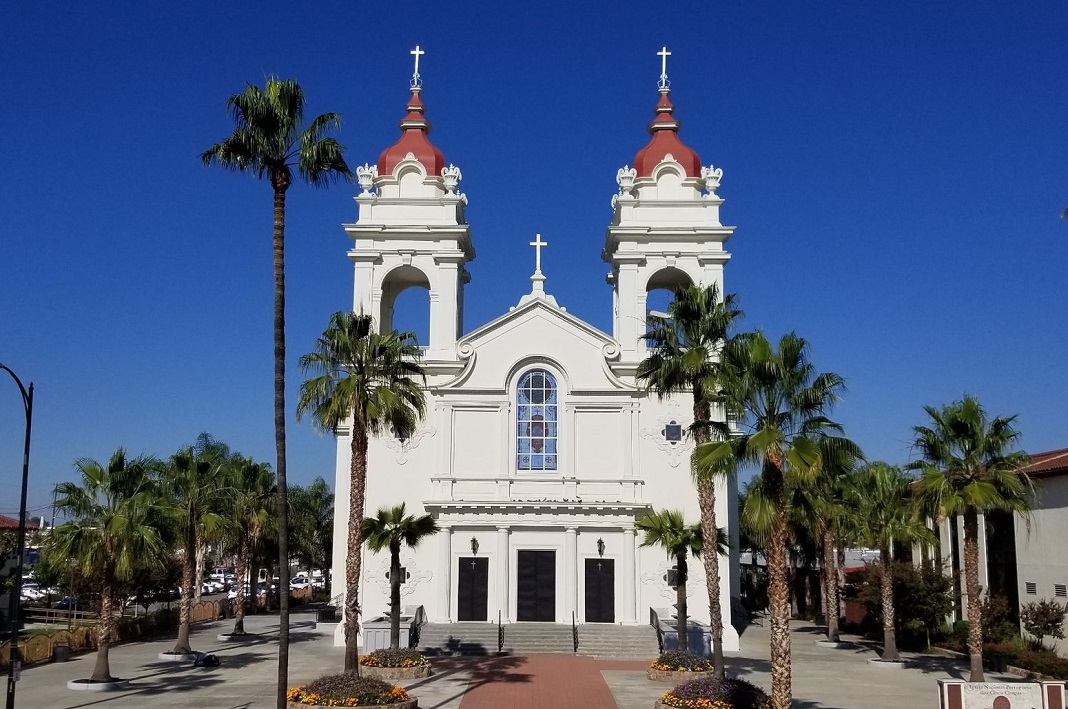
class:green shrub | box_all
[844,562,957,649]
[288,672,410,705]
[981,595,1019,643]
[1021,599,1067,648]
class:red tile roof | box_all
[0,514,37,530]
[1020,448,1068,479]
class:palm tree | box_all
[806,438,862,643]
[636,509,727,653]
[290,477,334,580]
[696,332,854,709]
[359,503,439,649]
[223,454,275,636]
[202,77,352,702]
[163,433,229,655]
[851,462,936,662]
[638,282,741,677]
[910,396,1032,681]
[297,311,426,670]
[47,448,168,682]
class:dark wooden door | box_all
[457,557,488,621]
[584,558,615,623]
[516,550,556,621]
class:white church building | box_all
[329,50,741,652]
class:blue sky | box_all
[2,1,1066,518]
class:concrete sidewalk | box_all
[11,610,1025,708]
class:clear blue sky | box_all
[2,1,1066,519]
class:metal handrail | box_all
[497,610,503,654]
[650,608,664,654]
[571,611,578,653]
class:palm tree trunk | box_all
[822,530,839,642]
[963,508,984,682]
[173,520,196,654]
[765,458,792,709]
[676,554,689,652]
[195,543,207,603]
[91,576,115,682]
[272,181,292,709]
[233,543,248,635]
[836,541,846,622]
[692,396,725,677]
[345,426,369,672]
[879,546,899,661]
[390,540,402,650]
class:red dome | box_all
[378,88,447,177]
[633,89,701,177]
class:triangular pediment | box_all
[438,297,629,392]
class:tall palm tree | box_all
[638,282,741,676]
[297,311,426,670]
[636,509,727,653]
[807,437,862,643]
[696,332,854,709]
[47,449,168,682]
[224,454,275,636]
[359,503,439,649]
[910,396,1032,681]
[202,77,352,703]
[164,433,229,655]
[851,462,935,662]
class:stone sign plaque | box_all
[961,683,1042,709]
[939,680,1065,709]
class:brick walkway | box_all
[443,655,648,709]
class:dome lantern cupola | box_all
[632,47,701,177]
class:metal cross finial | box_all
[410,45,425,88]
[529,233,548,274]
[658,46,671,89]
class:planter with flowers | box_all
[358,649,432,680]
[657,675,769,709]
[647,651,716,682]
[287,672,416,708]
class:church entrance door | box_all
[457,557,488,621]
[516,550,556,622]
[584,558,615,623]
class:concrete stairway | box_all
[416,622,659,658]
[506,622,575,654]
[577,623,660,659]
[417,622,503,656]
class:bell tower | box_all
[603,48,734,364]
[345,47,474,362]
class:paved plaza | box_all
[11,607,1024,708]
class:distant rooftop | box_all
[1021,447,1068,479]
[0,514,38,530]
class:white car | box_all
[20,585,46,602]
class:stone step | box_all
[417,622,659,657]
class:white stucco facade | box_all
[329,77,740,651]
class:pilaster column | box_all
[565,527,578,620]
[438,525,452,622]
[622,527,637,623]
[496,526,510,622]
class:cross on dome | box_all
[658,46,671,89]
[410,45,425,88]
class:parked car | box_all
[20,585,47,603]
[54,597,82,611]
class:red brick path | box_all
[439,654,648,709]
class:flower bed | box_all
[658,676,769,709]
[648,651,716,681]
[287,673,415,707]
[358,649,432,680]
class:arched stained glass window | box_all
[517,370,558,471]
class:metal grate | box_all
[1056,584,1067,598]
[1026,582,1037,595]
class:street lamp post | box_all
[1,364,33,709]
